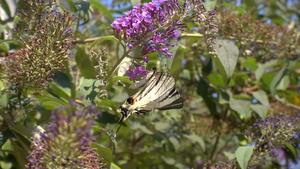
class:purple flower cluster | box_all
[243,114,300,168]
[245,115,300,148]
[111,0,218,81]
[126,66,148,81]
[112,0,181,58]
[26,101,103,168]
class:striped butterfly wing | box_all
[132,71,183,111]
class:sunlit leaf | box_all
[276,75,290,91]
[255,60,278,81]
[252,90,270,107]
[203,0,217,10]
[79,78,101,106]
[235,146,254,169]
[212,38,239,84]
[270,60,296,96]
[229,99,251,119]
[285,142,297,158]
[250,104,268,119]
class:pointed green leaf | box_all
[255,60,278,81]
[235,146,254,169]
[252,90,270,107]
[276,75,290,90]
[285,142,297,158]
[250,104,268,119]
[212,39,239,84]
[229,99,251,119]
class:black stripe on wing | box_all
[157,96,183,110]
[156,88,183,110]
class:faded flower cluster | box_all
[26,100,104,168]
[5,0,75,89]
[244,114,300,168]
[111,0,218,81]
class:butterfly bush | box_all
[25,100,104,168]
[111,0,218,81]
[244,114,300,167]
[5,0,75,89]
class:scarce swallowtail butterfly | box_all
[118,68,183,124]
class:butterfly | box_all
[119,68,183,123]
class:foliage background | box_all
[0,0,299,168]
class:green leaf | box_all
[203,0,217,10]
[90,36,119,49]
[130,120,153,135]
[250,104,268,119]
[0,131,9,147]
[169,136,180,152]
[235,146,254,169]
[270,59,297,96]
[75,47,97,79]
[224,151,236,160]
[208,73,225,87]
[11,139,28,168]
[276,75,290,90]
[90,0,113,19]
[285,142,297,158]
[130,0,141,7]
[10,124,35,141]
[0,42,9,52]
[255,60,278,81]
[229,99,251,119]
[0,81,8,107]
[241,57,257,71]
[111,76,133,85]
[79,78,101,106]
[91,143,112,168]
[48,83,71,101]
[37,96,69,110]
[183,134,205,151]
[161,156,189,169]
[110,162,121,169]
[252,90,270,107]
[212,39,239,84]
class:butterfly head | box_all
[119,97,137,118]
